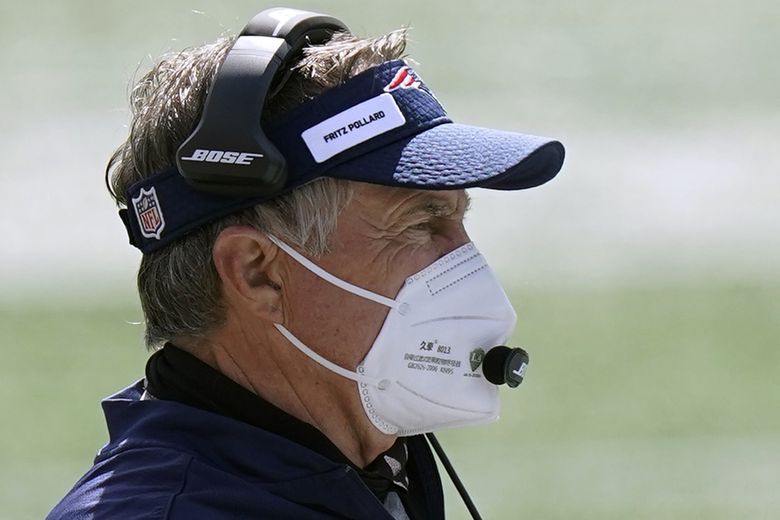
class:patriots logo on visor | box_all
[383,66,435,99]
[132,187,165,240]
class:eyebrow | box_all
[404,192,471,220]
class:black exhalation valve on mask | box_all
[483,346,529,388]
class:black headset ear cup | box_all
[176,35,288,198]
[176,9,349,198]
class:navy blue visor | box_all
[121,59,565,253]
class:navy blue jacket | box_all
[48,381,445,519]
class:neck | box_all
[176,326,396,468]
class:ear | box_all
[212,227,284,323]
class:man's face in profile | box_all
[274,183,471,371]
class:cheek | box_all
[285,264,391,369]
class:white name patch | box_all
[301,93,406,163]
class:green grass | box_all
[2,281,778,519]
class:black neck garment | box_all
[144,344,414,504]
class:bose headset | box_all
[166,8,531,519]
[176,8,347,197]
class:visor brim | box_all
[325,122,565,191]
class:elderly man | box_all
[49,8,564,520]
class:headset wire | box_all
[425,433,483,520]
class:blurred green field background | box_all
[2,283,778,518]
[2,0,779,518]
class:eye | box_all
[408,221,434,232]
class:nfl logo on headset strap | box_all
[132,187,165,240]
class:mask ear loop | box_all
[266,234,398,309]
[267,234,394,390]
[273,324,389,389]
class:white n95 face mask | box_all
[268,236,517,437]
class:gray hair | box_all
[108,29,409,349]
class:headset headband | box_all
[176,8,348,197]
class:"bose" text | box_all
[181,149,263,165]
